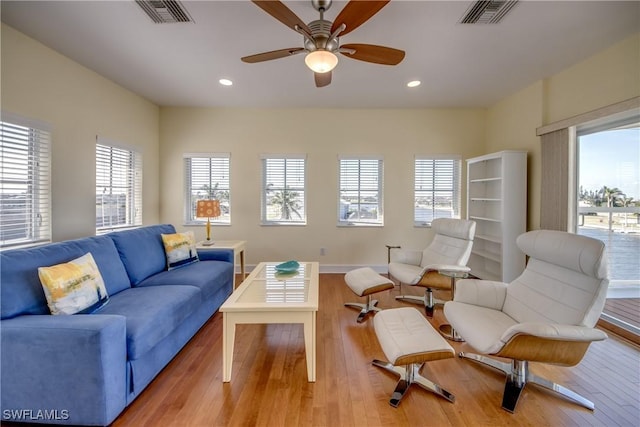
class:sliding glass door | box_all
[576,117,639,337]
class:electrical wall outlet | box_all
[320,247,326,256]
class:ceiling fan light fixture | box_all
[305,50,338,73]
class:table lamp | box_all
[196,199,221,246]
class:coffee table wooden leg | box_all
[223,313,236,382]
[303,312,316,382]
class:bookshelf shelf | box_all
[466,151,527,282]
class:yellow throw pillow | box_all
[38,252,109,315]
[161,231,199,270]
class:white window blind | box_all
[262,155,306,225]
[338,157,383,225]
[0,118,51,248]
[96,140,142,231]
[414,156,461,226]
[184,153,231,224]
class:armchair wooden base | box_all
[495,334,591,366]
[395,271,453,317]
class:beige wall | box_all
[544,33,640,125]
[160,108,486,267]
[1,24,160,241]
[3,21,637,266]
[486,82,544,231]
[486,32,640,231]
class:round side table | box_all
[437,269,469,342]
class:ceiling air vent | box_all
[136,0,194,24]
[459,0,518,24]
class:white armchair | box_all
[388,218,476,317]
[444,229,609,412]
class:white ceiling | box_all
[2,0,638,109]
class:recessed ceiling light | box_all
[407,80,421,88]
[219,79,233,86]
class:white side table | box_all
[197,240,247,288]
[437,269,468,342]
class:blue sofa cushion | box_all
[138,260,234,300]
[108,224,176,285]
[1,236,130,320]
[98,285,201,359]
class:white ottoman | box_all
[372,307,455,407]
[344,267,395,323]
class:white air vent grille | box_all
[460,1,518,24]
[136,0,194,24]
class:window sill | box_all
[337,222,384,228]
[261,222,307,226]
[96,225,141,235]
[0,240,51,252]
[414,222,433,228]
[184,222,231,227]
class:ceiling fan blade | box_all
[241,47,305,63]
[315,71,332,88]
[252,0,312,34]
[331,0,390,37]
[340,44,405,65]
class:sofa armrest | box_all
[197,248,234,264]
[1,314,127,426]
[453,279,507,310]
[389,249,422,266]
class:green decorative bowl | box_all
[275,260,300,273]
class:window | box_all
[262,155,306,225]
[414,156,461,226]
[184,153,231,224]
[96,139,142,232]
[0,115,51,248]
[575,112,639,338]
[338,156,383,226]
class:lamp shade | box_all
[305,50,338,73]
[196,199,221,219]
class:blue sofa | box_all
[1,224,234,426]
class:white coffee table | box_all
[220,261,319,382]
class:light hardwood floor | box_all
[112,274,640,426]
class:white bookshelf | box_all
[466,150,527,282]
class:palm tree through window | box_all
[262,156,306,225]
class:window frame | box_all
[337,155,384,227]
[95,138,142,233]
[0,113,52,249]
[414,155,462,227]
[184,153,231,225]
[261,154,307,226]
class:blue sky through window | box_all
[579,127,640,200]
